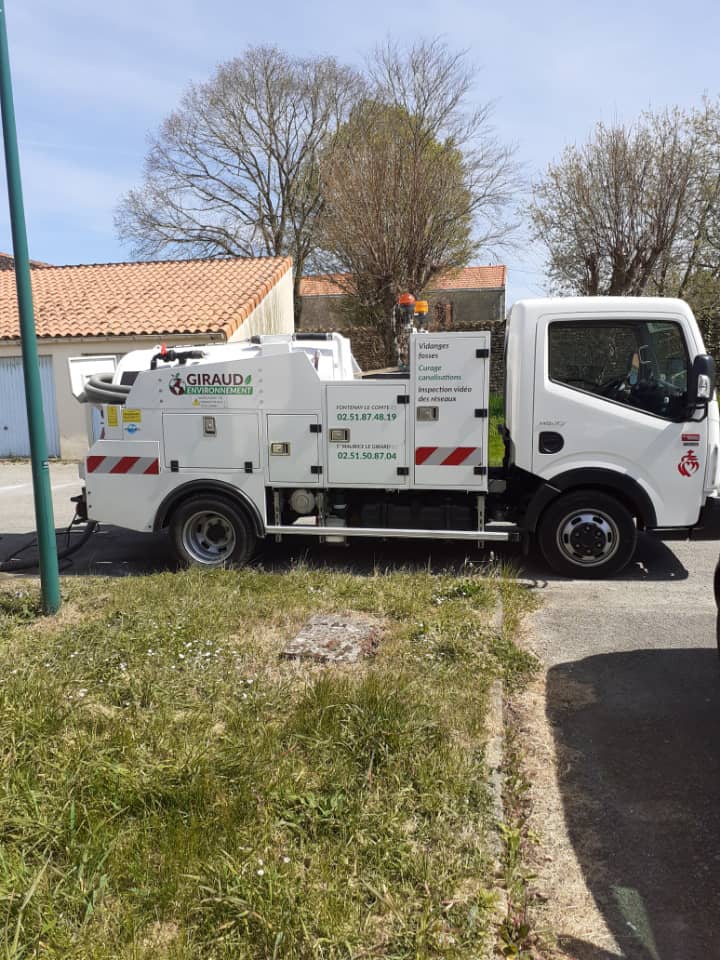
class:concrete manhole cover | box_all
[281,614,383,664]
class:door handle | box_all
[539,431,564,454]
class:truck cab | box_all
[504,297,720,575]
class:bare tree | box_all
[528,109,703,296]
[655,100,720,348]
[116,46,362,320]
[317,39,519,361]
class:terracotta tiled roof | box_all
[299,265,506,298]
[0,256,293,341]
[429,265,506,291]
[299,274,352,297]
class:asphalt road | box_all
[527,540,720,959]
[2,461,719,959]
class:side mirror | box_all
[687,353,716,415]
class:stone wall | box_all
[299,289,506,393]
[299,287,504,332]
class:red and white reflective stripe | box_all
[682,433,700,446]
[86,456,160,475]
[415,446,482,466]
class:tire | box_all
[537,489,637,579]
[169,495,256,568]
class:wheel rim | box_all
[181,510,236,565]
[556,508,620,568]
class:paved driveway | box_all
[524,539,720,959]
[0,460,171,575]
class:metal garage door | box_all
[0,356,60,458]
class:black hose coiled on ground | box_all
[0,519,98,572]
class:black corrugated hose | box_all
[0,514,98,572]
[81,374,131,405]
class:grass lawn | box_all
[0,566,535,959]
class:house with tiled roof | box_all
[299,265,506,385]
[0,256,293,459]
[0,251,49,271]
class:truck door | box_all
[326,384,409,486]
[267,414,322,485]
[412,332,489,490]
[532,312,706,527]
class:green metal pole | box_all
[0,2,60,614]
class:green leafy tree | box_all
[317,40,519,362]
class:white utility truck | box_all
[69,297,720,578]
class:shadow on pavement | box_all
[0,525,506,578]
[555,937,624,960]
[0,526,174,577]
[519,532,688,584]
[547,648,720,960]
[0,525,689,582]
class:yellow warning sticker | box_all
[106,406,119,427]
[122,408,142,423]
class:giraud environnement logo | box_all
[169,372,253,396]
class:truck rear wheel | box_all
[537,489,637,579]
[170,495,256,568]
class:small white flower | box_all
[246,679,254,685]
[282,856,290,864]
[77,689,88,699]
[256,868,265,876]
[258,858,264,865]
[178,654,185,660]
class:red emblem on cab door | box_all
[678,450,701,477]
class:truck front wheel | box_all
[170,495,256,568]
[537,489,637,579]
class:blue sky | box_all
[2,0,718,304]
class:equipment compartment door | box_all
[412,333,489,490]
[326,383,409,486]
[267,414,322,485]
[163,413,260,470]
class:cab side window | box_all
[548,320,689,420]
